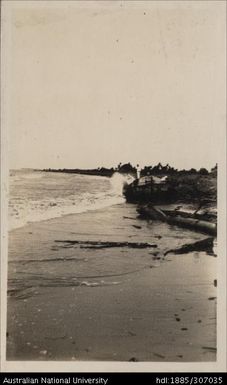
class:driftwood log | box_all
[164,237,214,256]
[137,205,217,236]
[55,240,158,249]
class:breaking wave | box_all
[9,170,134,230]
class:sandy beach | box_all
[7,203,216,362]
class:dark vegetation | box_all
[42,163,137,177]
[140,163,213,177]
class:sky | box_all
[3,0,226,170]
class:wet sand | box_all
[7,203,217,361]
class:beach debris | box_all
[181,328,188,331]
[202,346,216,352]
[7,286,37,300]
[164,237,214,256]
[45,334,67,340]
[138,206,167,221]
[151,252,162,259]
[132,225,142,229]
[129,357,139,362]
[80,281,99,287]
[55,240,158,249]
[208,296,216,301]
[80,280,120,287]
[153,353,165,359]
[175,317,181,322]
[137,205,217,235]
[172,216,217,235]
[151,251,159,256]
[214,279,217,287]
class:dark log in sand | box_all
[137,205,217,236]
[162,209,217,223]
[55,240,158,249]
[164,237,214,256]
[168,216,217,236]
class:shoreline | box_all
[7,203,217,361]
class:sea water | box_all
[8,169,207,294]
[9,169,132,230]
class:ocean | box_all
[9,169,131,230]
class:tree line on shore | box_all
[43,163,217,177]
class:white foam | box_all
[9,173,127,230]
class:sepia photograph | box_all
[1,0,226,371]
